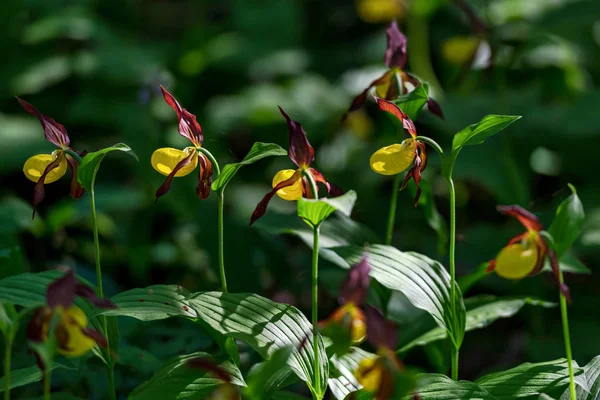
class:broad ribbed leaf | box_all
[408,374,497,399]
[400,296,554,352]
[297,190,357,228]
[77,143,138,191]
[245,346,294,399]
[328,347,374,400]
[559,355,600,400]
[476,358,580,399]
[130,352,245,400]
[394,83,429,121]
[189,292,329,398]
[211,142,287,191]
[548,184,585,258]
[333,245,466,349]
[0,364,66,393]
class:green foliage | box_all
[297,190,357,228]
[76,143,138,191]
[394,83,429,121]
[548,184,585,258]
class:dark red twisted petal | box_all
[507,232,527,245]
[427,98,445,120]
[155,150,197,202]
[486,259,496,273]
[384,72,399,100]
[496,205,543,232]
[75,284,117,309]
[278,106,315,168]
[66,155,84,199]
[339,255,370,305]
[385,21,408,69]
[187,357,233,382]
[307,168,344,197]
[374,97,417,137]
[160,86,203,146]
[81,327,108,347]
[531,237,547,276]
[364,305,398,350]
[196,154,213,200]
[16,97,70,148]
[249,170,302,226]
[400,145,425,207]
[32,153,66,219]
[47,269,77,308]
[344,71,393,119]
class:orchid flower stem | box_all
[558,269,577,400]
[89,190,116,400]
[448,177,459,381]
[385,174,402,245]
[63,149,82,163]
[197,147,228,292]
[4,337,12,400]
[43,369,51,400]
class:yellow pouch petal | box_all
[370,139,416,175]
[356,0,404,23]
[442,36,481,65]
[151,147,198,177]
[272,169,303,201]
[23,152,67,183]
[494,243,538,280]
[355,356,383,391]
[57,306,95,357]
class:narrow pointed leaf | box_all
[451,115,521,152]
[297,190,357,228]
[548,184,585,258]
[408,374,498,399]
[0,364,67,393]
[333,245,466,349]
[211,142,287,191]
[77,143,138,191]
[129,352,245,400]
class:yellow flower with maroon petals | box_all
[17,98,85,217]
[151,86,215,201]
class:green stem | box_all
[558,269,577,400]
[43,369,51,400]
[416,136,444,157]
[311,225,321,398]
[4,337,12,400]
[448,177,458,380]
[89,191,116,400]
[63,148,82,163]
[217,190,227,292]
[385,174,402,245]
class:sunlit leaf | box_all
[451,115,522,152]
[559,355,600,399]
[394,83,429,121]
[408,374,497,399]
[297,190,357,228]
[77,143,138,191]
[212,142,287,191]
[548,184,585,258]
[328,347,374,400]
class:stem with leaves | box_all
[385,174,402,245]
[558,268,577,399]
[3,337,12,400]
[43,369,51,400]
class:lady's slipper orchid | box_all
[321,256,370,347]
[487,205,570,301]
[17,98,85,216]
[27,270,116,368]
[249,107,343,226]
[151,86,214,201]
[354,306,405,400]
[369,98,427,206]
[346,21,443,120]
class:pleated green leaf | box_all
[408,374,498,399]
[559,355,600,399]
[328,347,374,400]
[548,184,585,258]
[297,190,357,228]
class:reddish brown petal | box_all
[485,259,496,273]
[307,168,344,198]
[385,21,408,69]
[400,145,425,207]
[399,71,421,95]
[82,327,108,347]
[196,154,213,200]
[496,205,543,232]
[507,232,528,246]
[17,97,70,148]
[278,106,315,168]
[384,73,400,100]
[155,150,198,202]
[374,97,417,137]
[27,307,53,343]
[160,86,203,145]
[344,71,393,119]
[75,284,117,309]
[364,305,398,350]
[47,269,77,308]
[302,176,313,199]
[32,153,65,219]
[66,155,84,199]
[187,357,232,382]
[339,255,370,305]
[249,170,302,226]
[427,98,445,120]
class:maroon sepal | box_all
[385,21,408,69]
[485,259,496,273]
[66,155,84,199]
[47,269,116,309]
[81,327,108,347]
[155,150,197,202]
[278,106,315,169]
[160,86,203,146]
[344,71,393,120]
[496,205,543,232]
[32,153,65,219]
[27,306,53,343]
[427,98,445,120]
[187,357,233,382]
[374,97,417,137]
[308,168,344,198]
[196,154,213,199]
[400,142,427,207]
[249,170,301,226]
[75,284,117,309]
[364,305,398,350]
[16,97,70,148]
[339,255,370,305]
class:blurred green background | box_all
[1,0,599,398]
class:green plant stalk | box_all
[198,147,228,293]
[385,174,402,245]
[43,369,51,400]
[558,269,577,400]
[4,336,12,400]
[89,191,116,400]
[448,177,459,381]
